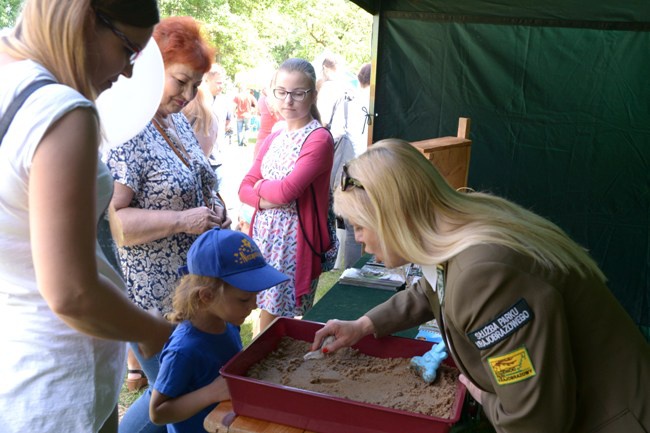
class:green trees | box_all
[0,0,372,85]
[158,0,372,84]
[0,0,22,29]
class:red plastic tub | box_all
[220,317,466,433]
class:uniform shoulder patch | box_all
[487,346,536,385]
[466,298,533,350]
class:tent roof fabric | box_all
[350,0,650,23]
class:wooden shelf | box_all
[410,117,472,190]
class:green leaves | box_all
[0,0,22,29]
[0,0,370,88]
[159,0,372,84]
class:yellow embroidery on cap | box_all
[233,239,261,264]
[488,346,536,385]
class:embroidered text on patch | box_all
[488,346,536,385]
[467,298,533,350]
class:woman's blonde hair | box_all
[167,274,225,323]
[182,84,214,137]
[0,0,158,101]
[334,138,605,280]
[0,0,96,99]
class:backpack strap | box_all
[0,79,56,145]
[327,97,339,130]
[327,92,351,133]
[343,91,349,131]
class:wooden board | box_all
[410,117,472,190]
[204,401,318,433]
[411,137,471,190]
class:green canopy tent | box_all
[351,0,650,339]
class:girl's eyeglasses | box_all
[341,164,364,191]
[273,88,312,102]
[96,12,144,66]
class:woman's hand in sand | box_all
[312,316,375,353]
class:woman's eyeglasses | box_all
[341,164,364,191]
[96,12,144,66]
[273,88,312,102]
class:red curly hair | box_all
[153,16,215,74]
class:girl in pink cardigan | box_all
[239,58,334,332]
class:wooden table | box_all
[205,400,494,433]
[204,401,317,433]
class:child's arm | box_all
[149,376,230,425]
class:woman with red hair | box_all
[104,16,230,433]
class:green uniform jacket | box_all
[366,244,650,433]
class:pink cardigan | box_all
[238,126,334,302]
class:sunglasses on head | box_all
[340,163,364,191]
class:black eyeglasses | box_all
[341,163,364,191]
[272,88,312,102]
[96,12,144,66]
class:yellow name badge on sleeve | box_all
[488,346,536,385]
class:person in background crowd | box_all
[204,63,231,152]
[0,1,171,432]
[354,62,371,153]
[182,82,227,211]
[239,58,334,333]
[104,16,230,433]
[314,139,650,433]
[233,84,257,146]
[317,55,351,137]
[149,228,288,433]
[319,54,362,270]
[182,82,218,158]
[204,63,230,192]
[236,203,254,234]
[253,81,283,157]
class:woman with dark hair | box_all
[357,62,371,88]
[0,0,171,432]
[104,16,229,433]
[356,62,371,151]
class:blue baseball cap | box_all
[179,228,289,292]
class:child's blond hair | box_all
[166,275,226,323]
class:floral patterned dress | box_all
[104,113,217,315]
[254,120,320,316]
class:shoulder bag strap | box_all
[296,184,327,261]
[295,127,333,260]
[0,79,56,145]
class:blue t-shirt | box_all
[154,320,242,433]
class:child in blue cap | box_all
[149,228,289,432]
